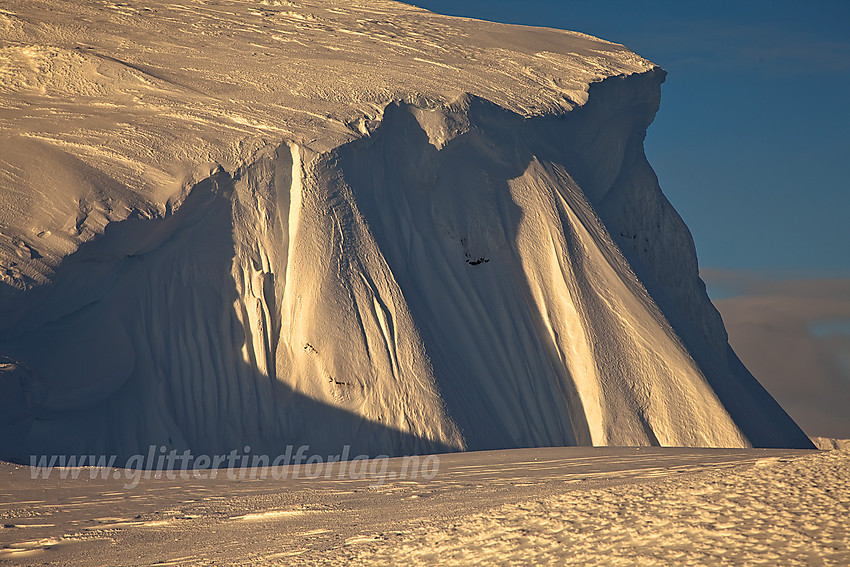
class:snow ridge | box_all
[0,0,812,460]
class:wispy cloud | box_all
[702,270,850,438]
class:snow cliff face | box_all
[0,0,812,460]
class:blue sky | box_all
[406,0,850,281]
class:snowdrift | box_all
[0,0,812,461]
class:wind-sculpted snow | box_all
[0,0,812,460]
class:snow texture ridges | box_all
[0,0,812,460]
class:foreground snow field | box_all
[0,0,812,461]
[338,449,850,566]
[0,447,846,565]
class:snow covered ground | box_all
[339,448,850,566]
[1,447,845,565]
[0,1,837,565]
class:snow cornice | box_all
[0,0,656,188]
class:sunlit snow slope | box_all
[0,0,812,460]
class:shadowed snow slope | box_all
[0,0,811,460]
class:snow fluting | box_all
[0,0,813,462]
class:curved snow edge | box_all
[0,70,814,463]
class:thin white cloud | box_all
[702,272,850,438]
